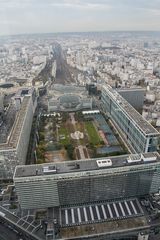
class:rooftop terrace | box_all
[60,216,148,239]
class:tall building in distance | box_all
[101,84,160,153]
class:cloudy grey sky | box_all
[0,0,160,35]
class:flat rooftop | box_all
[60,216,148,239]
[15,87,34,98]
[117,87,145,92]
[14,152,160,178]
[103,85,159,135]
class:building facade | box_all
[117,87,145,112]
[0,88,37,179]
[0,93,4,126]
[101,85,160,153]
[14,152,160,209]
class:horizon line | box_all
[1,30,160,38]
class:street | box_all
[0,223,19,240]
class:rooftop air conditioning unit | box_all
[97,159,112,168]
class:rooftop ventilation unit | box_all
[43,166,57,174]
[142,153,157,162]
[67,163,80,170]
[127,154,142,164]
[97,159,112,168]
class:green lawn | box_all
[58,126,70,145]
[85,121,101,145]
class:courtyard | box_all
[35,111,127,163]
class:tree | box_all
[65,144,74,159]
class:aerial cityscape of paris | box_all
[0,1,160,240]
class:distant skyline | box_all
[0,0,160,36]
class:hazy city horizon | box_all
[0,30,160,37]
[0,0,160,36]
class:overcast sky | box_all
[0,0,160,36]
